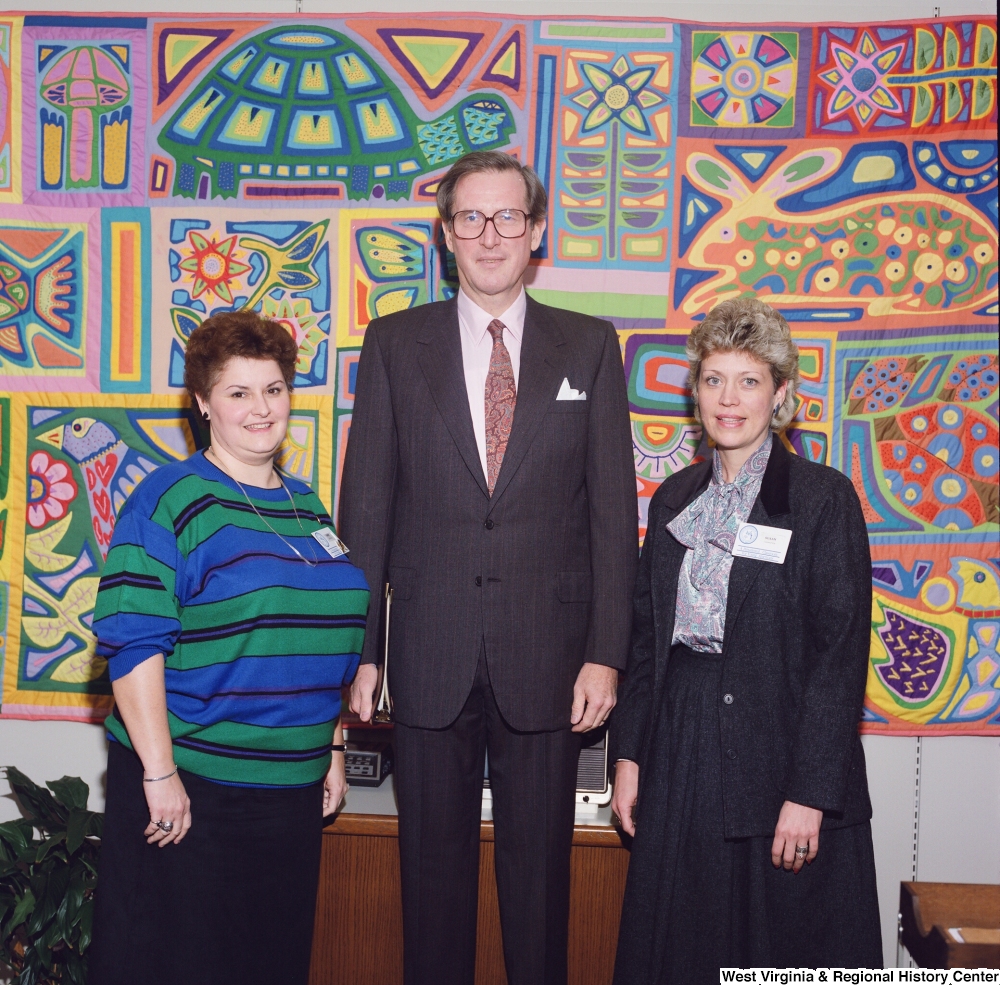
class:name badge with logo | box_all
[731,522,791,564]
[312,527,350,559]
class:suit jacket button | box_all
[723,693,734,705]
[484,518,494,530]
[475,576,482,586]
[726,748,737,760]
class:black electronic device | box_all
[575,725,611,806]
[344,740,393,787]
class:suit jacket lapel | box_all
[487,297,567,506]
[416,301,490,499]
[655,459,712,690]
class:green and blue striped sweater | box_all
[93,450,370,787]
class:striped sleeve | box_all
[93,509,183,681]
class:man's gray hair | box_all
[686,298,800,431]
[436,151,547,224]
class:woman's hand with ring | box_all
[770,800,822,872]
[143,771,192,847]
[610,760,640,837]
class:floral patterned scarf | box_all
[668,434,772,590]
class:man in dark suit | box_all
[339,150,637,985]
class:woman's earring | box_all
[772,404,780,418]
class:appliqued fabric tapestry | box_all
[0,12,996,734]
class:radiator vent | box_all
[577,745,607,793]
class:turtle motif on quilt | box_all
[157,24,514,201]
[874,402,999,530]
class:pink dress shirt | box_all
[456,287,526,480]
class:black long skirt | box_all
[88,741,325,985]
[613,646,882,984]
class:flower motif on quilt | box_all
[556,44,674,268]
[691,31,797,127]
[819,30,905,127]
[37,416,160,556]
[261,293,327,377]
[572,56,663,135]
[27,450,78,529]
[177,230,250,304]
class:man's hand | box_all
[349,663,379,723]
[610,760,639,836]
[570,662,617,732]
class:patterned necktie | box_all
[484,318,516,495]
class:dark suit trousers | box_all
[394,653,582,985]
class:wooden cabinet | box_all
[309,813,630,985]
[899,881,1000,968]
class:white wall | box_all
[862,735,1000,963]
[2,0,998,970]
[1,720,108,815]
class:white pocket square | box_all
[556,377,587,401]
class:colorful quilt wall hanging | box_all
[0,12,996,733]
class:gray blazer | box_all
[339,295,638,731]
[610,439,875,839]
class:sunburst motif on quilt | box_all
[632,417,702,539]
[164,217,332,389]
[812,21,998,135]
[690,31,797,128]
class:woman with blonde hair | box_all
[611,298,881,980]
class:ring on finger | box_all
[156,819,174,833]
[794,844,808,858]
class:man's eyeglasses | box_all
[450,209,530,240]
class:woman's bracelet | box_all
[143,767,178,783]
[331,744,347,752]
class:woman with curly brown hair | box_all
[611,298,881,981]
[88,311,369,985]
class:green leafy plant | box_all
[0,767,102,985]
